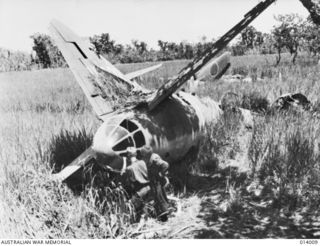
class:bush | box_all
[30,33,66,69]
[0,48,35,72]
[241,92,269,113]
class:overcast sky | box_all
[0,0,309,52]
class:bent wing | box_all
[147,0,275,111]
[195,52,230,81]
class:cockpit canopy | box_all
[93,117,146,156]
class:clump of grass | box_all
[195,108,242,175]
[241,92,269,113]
[1,175,134,238]
[311,99,320,115]
[224,183,243,214]
[49,128,93,172]
[231,66,248,76]
[248,112,320,209]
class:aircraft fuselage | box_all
[93,91,222,170]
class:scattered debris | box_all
[222,74,264,83]
[270,93,311,112]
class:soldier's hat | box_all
[139,145,153,157]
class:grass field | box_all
[1,53,320,238]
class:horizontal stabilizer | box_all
[125,63,162,80]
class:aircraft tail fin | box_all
[49,19,144,118]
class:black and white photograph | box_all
[1,0,320,240]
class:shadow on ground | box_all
[166,163,320,239]
[192,173,320,239]
[195,197,320,238]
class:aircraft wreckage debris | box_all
[270,93,311,112]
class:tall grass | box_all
[1,53,320,238]
[0,69,136,237]
[248,112,320,209]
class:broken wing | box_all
[147,0,275,111]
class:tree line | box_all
[1,13,320,72]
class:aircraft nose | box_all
[92,123,116,156]
[92,118,141,156]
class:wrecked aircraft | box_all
[50,0,276,182]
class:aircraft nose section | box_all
[92,123,117,156]
[92,117,145,156]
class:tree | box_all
[183,42,194,59]
[272,14,305,65]
[0,48,33,72]
[178,41,194,59]
[132,40,148,54]
[231,43,247,56]
[260,33,275,55]
[157,40,175,60]
[301,21,320,57]
[90,33,116,55]
[240,26,264,50]
[30,33,66,68]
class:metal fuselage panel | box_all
[129,92,222,162]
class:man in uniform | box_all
[121,147,151,216]
[121,146,170,221]
[139,146,170,221]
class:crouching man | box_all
[140,146,170,221]
[122,146,170,221]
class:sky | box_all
[0,0,309,52]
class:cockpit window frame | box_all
[119,119,138,132]
[103,118,147,154]
[112,136,135,152]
